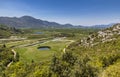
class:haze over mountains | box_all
[0,16,115,28]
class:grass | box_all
[14,39,72,63]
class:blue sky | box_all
[0,0,120,26]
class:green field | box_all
[13,38,73,63]
[3,28,94,63]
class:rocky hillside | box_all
[80,23,120,46]
[60,23,120,77]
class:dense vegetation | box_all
[0,44,19,76]
[64,39,120,77]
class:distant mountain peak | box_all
[0,15,116,29]
[0,16,83,28]
[20,16,36,19]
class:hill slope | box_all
[80,23,120,46]
[62,23,120,77]
[0,24,22,38]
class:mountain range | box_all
[0,16,115,28]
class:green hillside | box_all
[0,24,22,38]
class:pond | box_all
[38,46,51,50]
[34,32,44,34]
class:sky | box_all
[0,0,120,26]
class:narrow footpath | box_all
[63,40,74,53]
[7,49,16,67]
